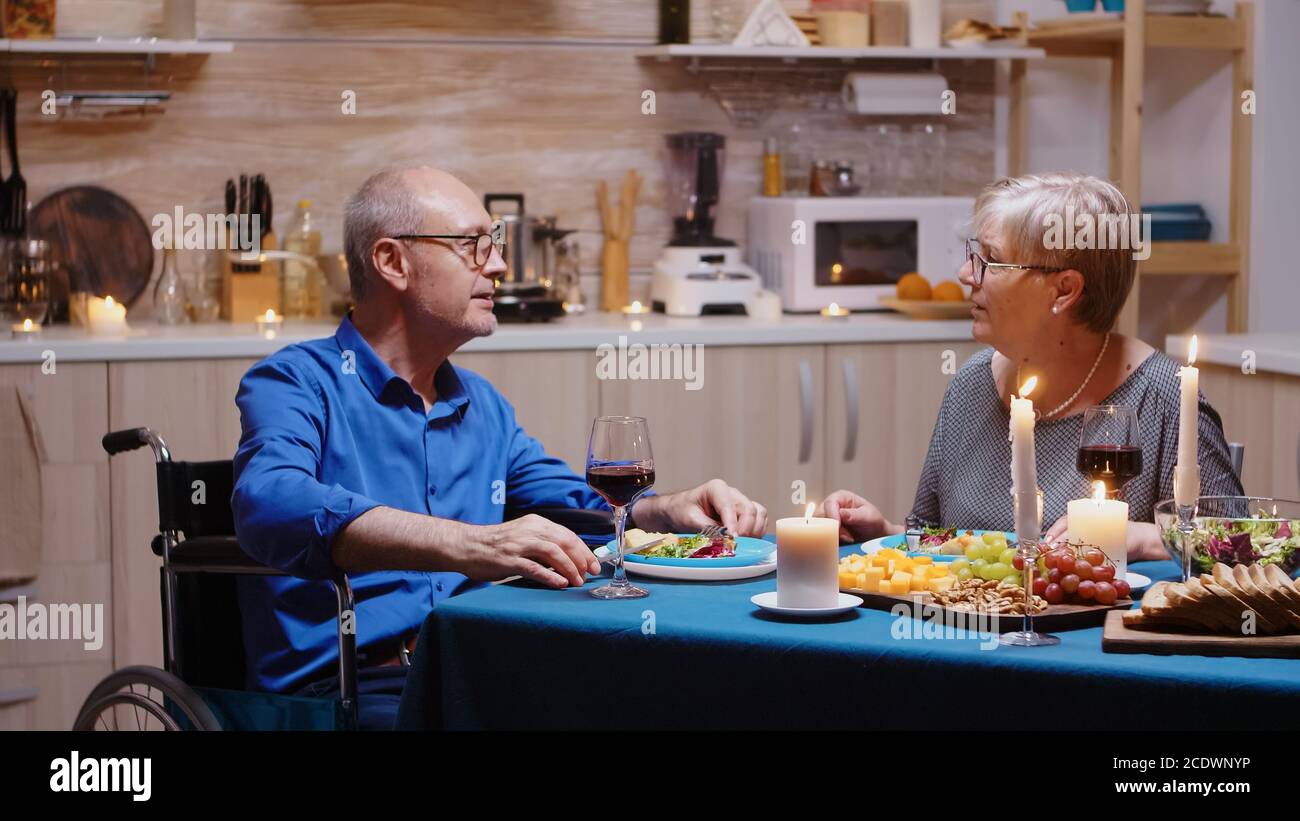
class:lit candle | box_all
[11,318,40,340]
[820,302,850,319]
[1174,335,1200,507]
[621,300,648,315]
[1067,480,1129,577]
[1009,376,1040,540]
[87,296,128,337]
[775,502,840,608]
[255,309,284,339]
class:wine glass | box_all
[586,416,655,600]
[1077,405,1142,500]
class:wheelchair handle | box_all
[102,427,172,462]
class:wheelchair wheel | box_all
[73,665,222,731]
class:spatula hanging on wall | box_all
[0,88,27,236]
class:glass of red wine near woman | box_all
[586,416,656,599]
[1077,405,1142,499]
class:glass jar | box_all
[2,239,53,326]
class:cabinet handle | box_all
[798,359,814,464]
[842,358,859,462]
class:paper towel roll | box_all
[841,72,947,115]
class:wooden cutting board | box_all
[1101,610,1300,658]
[30,185,156,308]
[848,587,1131,633]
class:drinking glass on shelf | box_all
[1077,405,1143,500]
[586,416,655,600]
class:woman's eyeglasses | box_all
[966,238,1067,287]
[393,232,504,268]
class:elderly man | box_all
[232,166,767,727]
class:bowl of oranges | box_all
[879,273,973,320]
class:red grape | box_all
[1084,548,1106,567]
[1043,552,1058,570]
[1013,555,1025,571]
[1048,568,1064,585]
[1094,581,1117,605]
[1113,579,1131,599]
[1043,583,1064,605]
[1032,577,1048,596]
[1077,580,1097,600]
[1092,564,1116,583]
[1074,560,1094,581]
[1061,573,1081,594]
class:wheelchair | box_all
[74,426,613,731]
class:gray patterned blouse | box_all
[911,347,1244,530]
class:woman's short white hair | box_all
[973,171,1138,333]
[343,168,427,301]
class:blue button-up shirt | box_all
[232,317,606,692]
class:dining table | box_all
[394,542,1300,730]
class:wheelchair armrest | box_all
[504,506,614,534]
[159,535,276,572]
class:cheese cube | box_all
[910,571,930,591]
[863,566,885,592]
[927,563,950,577]
[928,576,955,593]
[895,556,915,574]
[889,572,912,595]
[839,571,858,589]
[913,555,934,565]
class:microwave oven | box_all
[745,197,973,312]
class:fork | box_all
[700,524,729,540]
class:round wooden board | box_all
[30,185,156,308]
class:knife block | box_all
[222,231,281,322]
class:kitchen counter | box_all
[1167,333,1300,378]
[0,311,975,364]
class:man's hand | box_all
[632,479,768,537]
[1043,517,1165,562]
[817,489,893,544]
[460,514,601,589]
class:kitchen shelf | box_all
[0,37,233,54]
[1025,13,1241,53]
[636,43,1045,61]
[1008,0,1254,335]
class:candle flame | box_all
[22,319,32,331]
[630,301,642,313]
[263,309,277,321]
[1092,480,1107,502]
[104,296,116,308]
[1187,335,1198,366]
[804,502,815,523]
[829,302,840,312]
[1019,375,1038,398]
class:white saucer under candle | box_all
[776,503,840,608]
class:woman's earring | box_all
[1051,306,1059,315]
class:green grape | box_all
[981,532,1000,546]
[999,548,1018,566]
[986,562,1012,579]
[1001,574,1022,586]
[982,544,1004,562]
[964,544,982,560]
[956,567,974,580]
[951,558,970,571]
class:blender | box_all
[650,132,760,316]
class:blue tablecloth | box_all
[395,545,1300,730]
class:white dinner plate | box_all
[1125,571,1152,593]
[593,546,777,581]
[750,591,862,618]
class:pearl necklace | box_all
[1028,332,1110,420]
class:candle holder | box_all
[1176,501,1199,582]
[1173,464,1201,582]
[1001,488,1058,647]
[255,311,285,339]
[10,320,41,341]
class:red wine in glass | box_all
[1077,444,1143,486]
[1078,405,1142,498]
[587,416,654,600]
[586,464,656,507]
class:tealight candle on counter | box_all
[820,302,850,319]
[776,503,840,608]
[255,309,284,339]
[745,289,783,320]
[621,300,649,315]
[11,319,40,340]
[87,296,128,337]
[1067,480,1129,577]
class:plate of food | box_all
[613,529,776,568]
[862,528,1013,560]
[880,273,972,320]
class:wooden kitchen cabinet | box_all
[824,342,985,525]
[599,345,828,521]
[451,349,599,474]
[0,362,113,731]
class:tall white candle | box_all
[87,296,128,337]
[1010,377,1040,541]
[1068,480,1129,577]
[1174,335,1200,506]
[776,503,840,608]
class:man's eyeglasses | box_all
[393,233,504,268]
[966,238,1067,287]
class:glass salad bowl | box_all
[1155,496,1300,578]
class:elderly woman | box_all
[820,172,1242,561]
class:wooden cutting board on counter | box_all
[1101,610,1300,659]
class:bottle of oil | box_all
[281,199,322,318]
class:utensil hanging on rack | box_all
[0,88,27,237]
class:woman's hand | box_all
[1043,517,1167,562]
[817,490,894,544]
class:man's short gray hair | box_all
[343,168,426,301]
